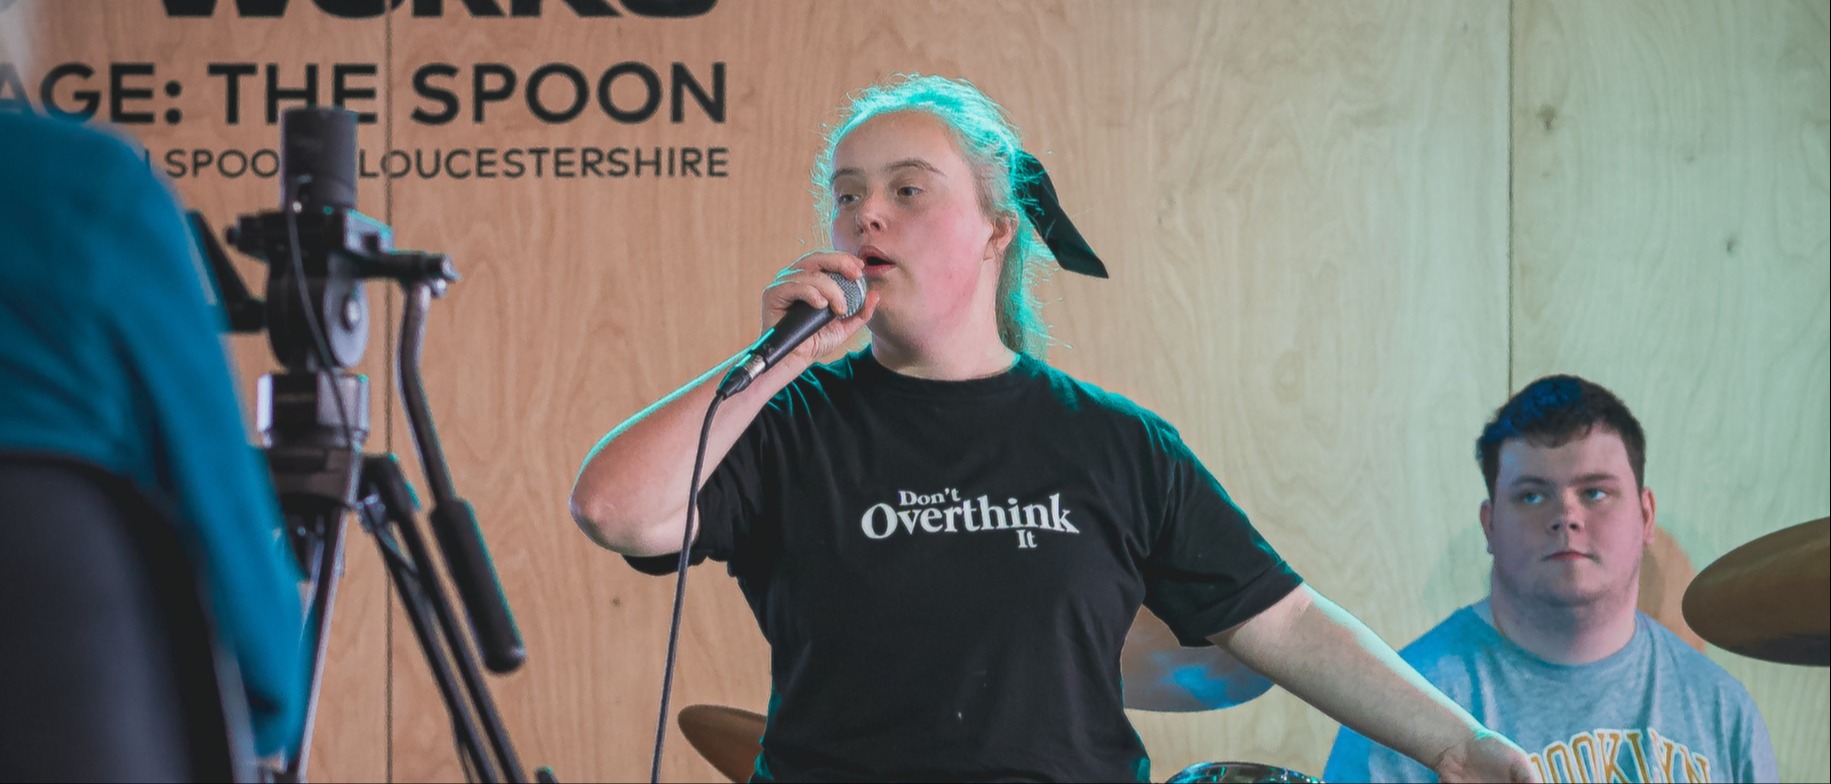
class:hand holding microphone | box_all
[664,253,874,784]
[717,253,876,399]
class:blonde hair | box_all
[812,74,1054,356]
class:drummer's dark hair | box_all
[1477,375,1647,497]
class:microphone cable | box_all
[281,178,364,463]
[649,391,725,784]
[643,274,859,781]
[278,179,382,778]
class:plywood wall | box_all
[10,0,1826,780]
[1511,1,1831,779]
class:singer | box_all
[570,74,1534,783]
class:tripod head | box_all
[190,108,529,782]
[236,108,381,373]
[192,109,390,524]
[201,104,518,656]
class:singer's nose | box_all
[854,198,887,234]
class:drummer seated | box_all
[1324,375,1777,783]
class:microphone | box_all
[716,271,866,399]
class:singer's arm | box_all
[569,252,873,557]
[1212,586,1537,783]
[570,352,807,556]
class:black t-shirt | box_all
[629,350,1302,782]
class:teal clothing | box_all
[0,111,306,756]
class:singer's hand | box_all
[761,252,879,365]
[1432,729,1538,783]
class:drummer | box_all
[1325,375,1778,782]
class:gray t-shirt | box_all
[1324,601,1776,783]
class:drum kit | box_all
[673,517,1829,783]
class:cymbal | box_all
[1682,517,1829,666]
[677,704,765,783]
[1122,607,1274,712]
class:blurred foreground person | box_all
[0,99,306,778]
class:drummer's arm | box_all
[1209,585,1538,783]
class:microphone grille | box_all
[826,271,867,317]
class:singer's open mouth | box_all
[858,245,895,269]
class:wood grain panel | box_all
[1513,1,1830,780]
[15,2,393,779]
[381,7,772,781]
[1058,2,1511,777]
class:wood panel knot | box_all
[1536,105,1559,134]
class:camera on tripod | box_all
[191,106,547,784]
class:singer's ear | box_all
[985,213,1017,264]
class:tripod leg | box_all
[280,508,348,783]
[362,457,505,783]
